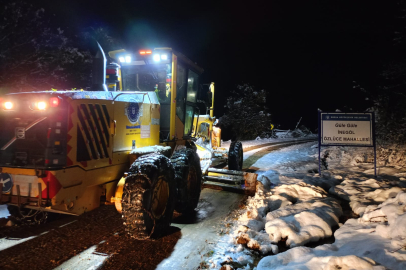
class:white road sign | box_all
[320,113,373,146]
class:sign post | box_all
[318,112,376,177]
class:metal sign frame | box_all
[318,112,376,177]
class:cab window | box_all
[176,64,187,122]
[186,70,198,103]
[184,105,195,135]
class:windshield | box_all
[121,63,172,104]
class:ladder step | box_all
[205,176,242,184]
[207,168,245,176]
[207,172,244,181]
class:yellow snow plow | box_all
[0,45,256,239]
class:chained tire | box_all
[171,148,202,214]
[228,141,243,171]
[121,153,176,240]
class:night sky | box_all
[35,0,398,130]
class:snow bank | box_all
[330,177,404,216]
[209,181,343,269]
[258,205,406,270]
[362,192,406,246]
[257,246,387,270]
[265,197,342,247]
[257,145,406,270]
[208,141,406,269]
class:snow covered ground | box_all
[206,141,406,270]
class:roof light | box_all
[119,57,125,62]
[125,55,131,63]
[161,54,168,60]
[49,97,59,107]
[139,50,152,55]
[3,101,13,110]
[153,54,160,62]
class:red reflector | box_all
[49,97,59,107]
[45,159,50,164]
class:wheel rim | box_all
[151,176,169,219]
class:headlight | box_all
[153,54,160,62]
[3,101,13,110]
[34,101,47,111]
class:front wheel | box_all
[171,148,202,214]
[121,153,176,239]
[228,141,243,171]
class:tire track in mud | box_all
[0,205,181,270]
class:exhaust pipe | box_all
[90,42,108,91]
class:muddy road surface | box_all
[0,139,316,270]
[0,189,245,270]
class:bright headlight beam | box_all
[161,54,168,60]
[37,101,47,110]
[4,101,13,110]
[125,55,131,63]
[153,54,160,62]
[119,57,125,63]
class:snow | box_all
[129,145,171,155]
[265,196,342,247]
[206,141,406,270]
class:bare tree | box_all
[0,1,93,92]
[219,84,272,140]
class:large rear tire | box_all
[228,141,243,171]
[121,153,176,239]
[171,148,202,214]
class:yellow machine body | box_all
[0,48,257,218]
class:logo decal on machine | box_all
[125,102,141,124]
[0,173,13,193]
[15,127,25,139]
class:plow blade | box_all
[202,168,257,195]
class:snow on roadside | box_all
[208,180,343,269]
[257,205,406,270]
[256,146,406,270]
[330,177,403,216]
[207,143,343,269]
[206,142,406,270]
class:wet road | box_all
[156,189,244,269]
[0,140,315,270]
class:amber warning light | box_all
[139,50,152,55]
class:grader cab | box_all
[0,44,256,239]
